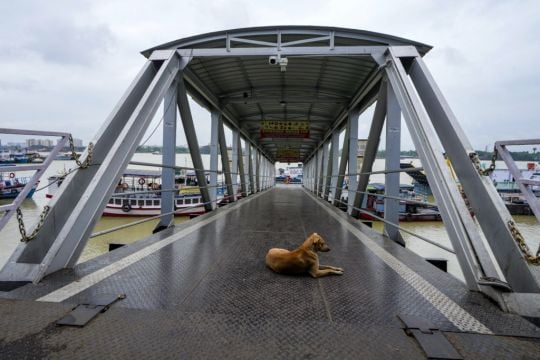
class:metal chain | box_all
[507,219,540,265]
[68,134,94,169]
[469,147,498,176]
[16,206,50,242]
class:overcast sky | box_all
[0,0,539,151]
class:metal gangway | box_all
[1,27,539,352]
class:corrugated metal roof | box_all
[142,26,432,162]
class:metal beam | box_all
[237,137,248,196]
[329,131,340,202]
[177,46,386,58]
[351,81,387,218]
[385,51,485,291]
[218,116,235,203]
[248,144,255,195]
[231,129,240,198]
[407,55,538,293]
[178,76,213,212]
[156,79,178,229]
[209,109,220,209]
[384,84,404,245]
[0,53,184,283]
[333,126,349,207]
[347,108,360,214]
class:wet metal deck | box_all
[1,185,539,358]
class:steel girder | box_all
[218,117,235,202]
[0,51,185,283]
[406,55,539,294]
[351,81,387,218]
[156,80,178,229]
[384,49,502,292]
[384,83,404,245]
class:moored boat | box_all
[46,169,226,216]
[0,172,38,200]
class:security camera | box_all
[269,56,278,65]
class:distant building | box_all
[57,137,83,148]
[26,138,54,147]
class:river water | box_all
[1,155,538,283]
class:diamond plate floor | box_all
[1,185,539,359]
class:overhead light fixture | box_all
[279,100,287,107]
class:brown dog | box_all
[265,233,344,278]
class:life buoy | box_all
[122,203,131,212]
[9,172,15,178]
[138,178,145,185]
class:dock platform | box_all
[1,185,539,358]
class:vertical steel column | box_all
[156,79,177,230]
[333,126,350,207]
[385,53,484,290]
[324,140,333,200]
[209,109,220,209]
[408,55,538,293]
[352,81,387,218]
[319,142,328,197]
[248,144,255,195]
[347,109,360,214]
[313,150,320,195]
[329,131,340,202]
[255,149,260,192]
[218,117,234,203]
[237,138,247,197]
[177,78,212,212]
[385,85,405,245]
[231,129,240,199]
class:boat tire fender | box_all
[138,178,145,185]
[122,203,131,212]
[9,172,15,178]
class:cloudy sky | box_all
[0,0,539,151]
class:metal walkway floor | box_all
[1,185,539,358]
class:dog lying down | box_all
[265,232,344,278]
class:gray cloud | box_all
[0,0,538,152]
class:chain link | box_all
[16,206,50,242]
[507,219,540,265]
[469,147,498,176]
[68,134,94,169]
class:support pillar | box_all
[385,84,405,245]
[218,118,234,203]
[333,126,349,207]
[352,81,387,218]
[155,79,177,231]
[329,131,340,202]
[177,78,212,212]
[209,109,219,209]
[231,129,240,198]
[248,144,255,195]
[347,108,360,214]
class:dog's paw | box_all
[334,269,344,275]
